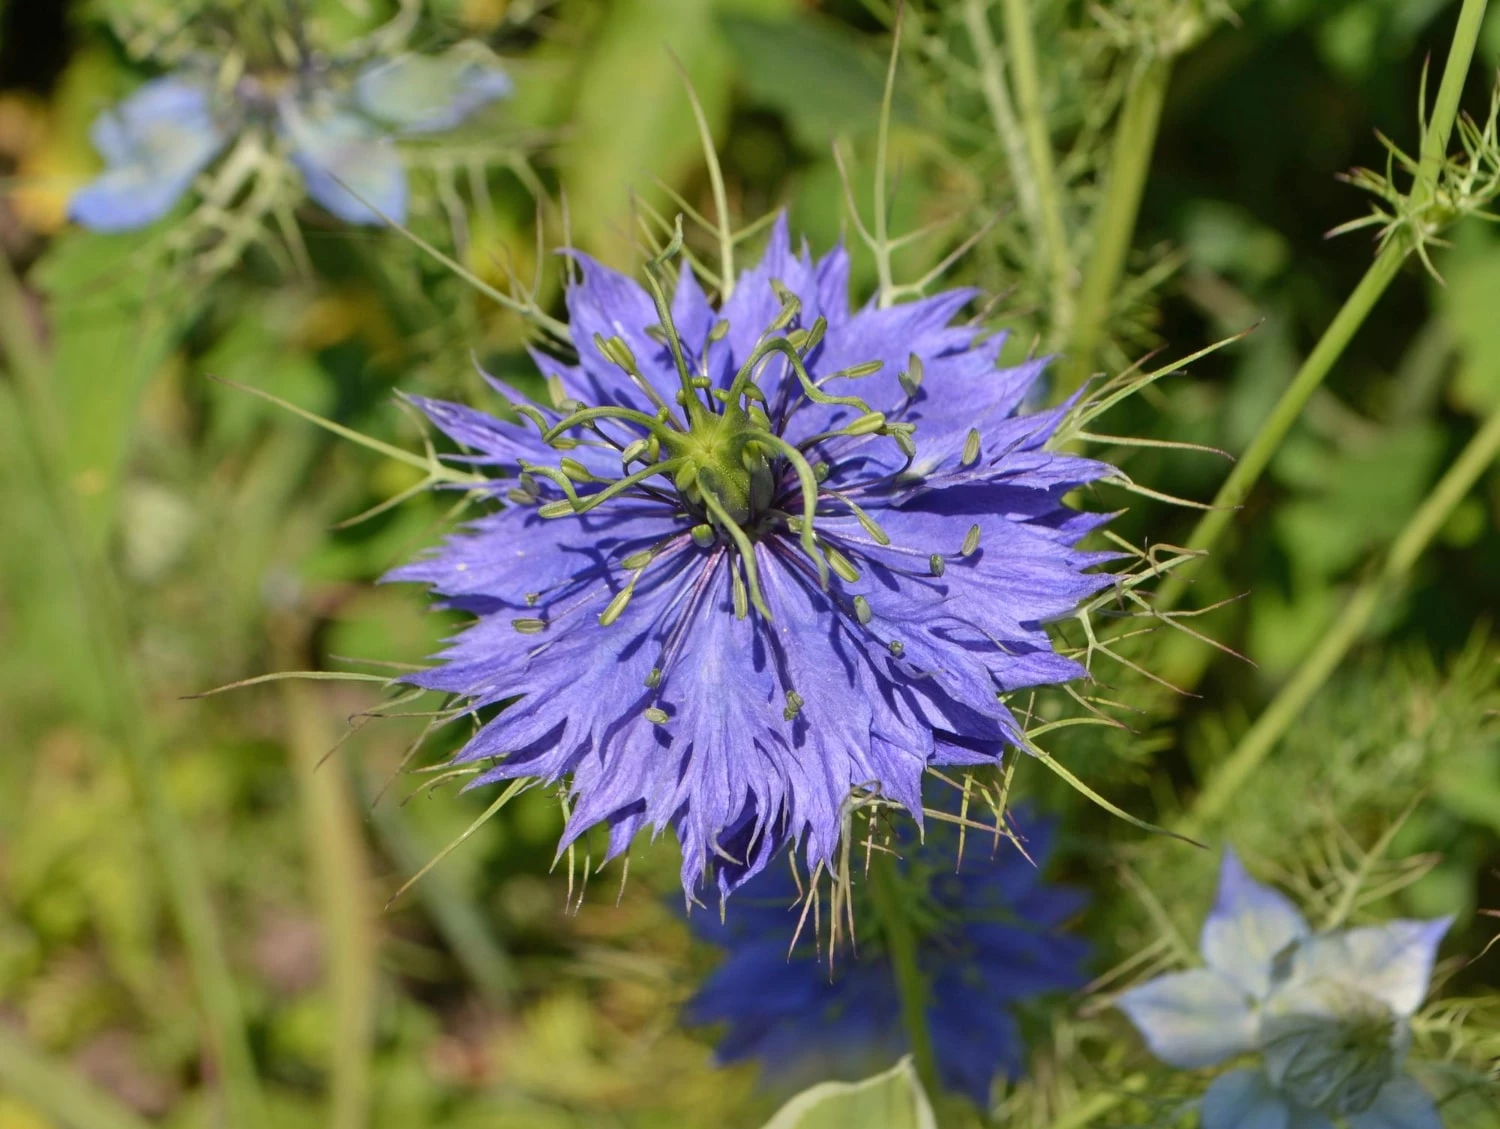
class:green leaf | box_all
[719,11,918,149]
[758,1058,937,1129]
[31,229,203,547]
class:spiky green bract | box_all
[390,217,1118,899]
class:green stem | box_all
[1182,403,1500,835]
[867,851,941,1105]
[0,1025,155,1129]
[998,0,1073,342]
[353,763,517,1007]
[282,674,377,1129]
[1155,245,1404,612]
[1413,0,1491,206]
[1055,56,1170,396]
[963,0,1050,323]
[0,262,264,1127]
[1157,0,1489,612]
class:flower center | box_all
[1261,982,1402,1116]
[509,233,916,623]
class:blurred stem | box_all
[352,763,518,1008]
[0,1025,154,1129]
[1054,56,1170,396]
[1183,403,1500,835]
[0,262,264,1127]
[1155,246,1404,612]
[278,660,377,1129]
[867,851,941,1109]
[998,0,1073,342]
[1156,0,1489,613]
[964,0,1070,338]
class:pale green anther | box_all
[620,439,648,466]
[839,360,884,379]
[538,499,574,518]
[853,596,872,625]
[621,550,654,570]
[748,405,772,431]
[929,553,945,577]
[783,690,804,722]
[731,567,749,619]
[552,437,580,450]
[826,546,861,584]
[899,371,920,399]
[560,458,592,482]
[645,667,662,689]
[610,335,639,373]
[644,323,668,345]
[646,434,661,461]
[505,488,533,505]
[961,524,981,557]
[846,412,888,436]
[961,428,981,467]
[675,462,699,493]
[888,640,904,658]
[844,498,891,545]
[785,327,810,352]
[520,472,539,494]
[690,376,712,390]
[803,316,827,355]
[598,586,634,626]
[709,319,730,342]
[546,374,567,409]
[907,352,924,387]
[813,462,830,482]
[691,523,716,548]
[891,428,917,459]
[525,592,540,607]
[511,617,546,634]
[644,707,670,726]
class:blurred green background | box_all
[1,1,1498,1127]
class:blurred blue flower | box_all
[1117,850,1451,1129]
[70,46,511,232]
[683,812,1089,1104]
[390,218,1118,899]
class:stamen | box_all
[511,617,546,634]
[961,428,982,467]
[960,524,981,557]
[852,596,872,625]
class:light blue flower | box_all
[1117,850,1451,1129]
[70,76,232,233]
[70,46,511,231]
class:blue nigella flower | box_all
[70,46,511,231]
[389,218,1117,898]
[1117,849,1451,1129]
[681,810,1090,1105]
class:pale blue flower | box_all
[1117,850,1451,1129]
[70,46,511,231]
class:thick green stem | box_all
[1155,246,1404,612]
[282,671,377,1129]
[867,852,941,1105]
[0,262,264,1127]
[1055,56,1170,396]
[1182,404,1500,835]
[963,0,1067,339]
[1157,0,1489,612]
[999,0,1073,341]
